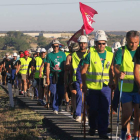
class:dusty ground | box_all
[0,86,57,140]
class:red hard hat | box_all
[24,50,29,56]
[20,53,24,58]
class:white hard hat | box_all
[36,48,41,53]
[95,30,106,36]
[27,49,31,54]
[13,52,17,57]
[78,35,88,43]
[95,34,107,41]
[40,48,46,53]
[48,47,53,53]
[121,37,126,46]
[5,53,9,56]
[52,39,61,45]
[64,46,69,52]
[88,39,94,47]
[32,79,37,87]
[112,42,121,53]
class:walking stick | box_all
[84,91,86,139]
[116,80,123,140]
[110,88,113,140]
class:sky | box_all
[0,0,140,31]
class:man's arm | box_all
[46,63,50,85]
[134,64,140,89]
[39,63,44,78]
[114,64,125,80]
[81,63,89,93]
[64,55,72,84]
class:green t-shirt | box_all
[46,51,66,77]
[114,47,138,92]
[84,50,106,67]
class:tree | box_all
[37,36,47,47]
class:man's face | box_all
[28,53,31,57]
[79,42,87,50]
[53,44,59,52]
[24,55,28,59]
[127,36,139,50]
[96,41,106,52]
[41,52,46,58]
[13,56,17,60]
[5,55,8,59]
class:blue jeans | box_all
[49,77,64,111]
[74,82,82,116]
[87,86,111,135]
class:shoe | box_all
[88,128,95,136]
[75,116,81,122]
[99,134,109,139]
[86,117,88,122]
[40,100,46,106]
[37,99,45,106]
[134,137,138,140]
[125,133,131,140]
[44,102,50,109]
[53,110,58,114]
[24,92,27,97]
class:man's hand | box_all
[119,72,126,80]
[108,80,115,90]
[46,78,50,85]
[39,74,42,78]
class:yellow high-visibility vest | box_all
[19,57,32,74]
[65,52,70,57]
[34,56,43,78]
[86,50,113,90]
[72,51,88,82]
[118,46,136,92]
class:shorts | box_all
[121,92,140,104]
[35,78,43,88]
[21,74,27,80]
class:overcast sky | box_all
[0,0,140,31]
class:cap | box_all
[94,34,107,41]
[40,48,46,53]
[24,50,29,56]
[71,42,80,52]
[20,53,24,58]
[36,48,41,53]
[78,35,88,43]
[13,52,17,57]
[64,46,69,52]
[95,30,106,36]
[52,39,61,45]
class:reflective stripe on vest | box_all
[19,57,32,74]
[86,50,113,90]
[72,51,88,82]
[118,46,136,92]
[34,56,43,78]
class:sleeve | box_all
[114,49,122,65]
[133,47,140,64]
[83,53,90,64]
[46,54,51,63]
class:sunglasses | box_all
[53,45,59,47]
[98,43,106,45]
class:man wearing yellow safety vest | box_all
[67,35,88,122]
[81,34,114,139]
[16,50,32,96]
[114,31,140,140]
[64,41,80,112]
[33,48,47,106]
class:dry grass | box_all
[0,87,56,140]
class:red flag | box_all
[67,28,84,45]
[80,2,98,34]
